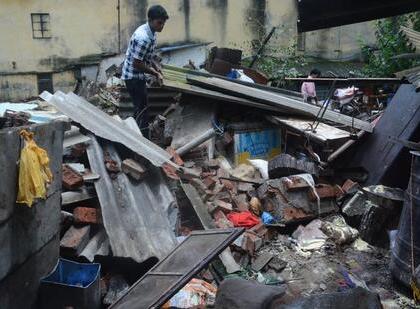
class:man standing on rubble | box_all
[301,69,321,105]
[121,5,169,138]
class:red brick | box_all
[166,147,184,166]
[73,207,101,224]
[342,179,358,194]
[309,184,344,201]
[62,164,83,190]
[202,176,217,189]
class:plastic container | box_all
[39,258,101,309]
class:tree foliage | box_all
[361,14,420,77]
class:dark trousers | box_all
[125,79,149,137]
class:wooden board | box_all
[163,79,280,112]
[186,75,374,132]
[270,116,351,143]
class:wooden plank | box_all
[187,75,374,132]
[163,79,280,112]
[270,116,351,143]
[181,183,215,230]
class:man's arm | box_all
[133,58,160,76]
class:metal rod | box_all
[175,128,217,156]
[249,27,276,68]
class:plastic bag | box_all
[163,278,217,308]
[16,130,52,207]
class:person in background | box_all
[121,5,169,138]
[301,69,321,105]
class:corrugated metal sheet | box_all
[40,91,175,168]
[395,66,420,92]
[401,26,420,51]
[86,134,177,263]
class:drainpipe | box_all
[117,0,121,53]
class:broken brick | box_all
[215,218,234,229]
[62,164,83,190]
[309,184,344,201]
[60,225,91,255]
[202,176,217,189]
[249,222,268,240]
[166,147,184,166]
[73,207,101,224]
[282,175,311,191]
[121,158,147,181]
[221,179,236,192]
[342,179,359,194]
[232,194,249,212]
[214,200,233,213]
[213,209,228,221]
[238,182,254,192]
[241,231,262,256]
[70,143,87,158]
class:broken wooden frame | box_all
[110,228,244,309]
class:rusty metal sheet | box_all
[110,228,244,309]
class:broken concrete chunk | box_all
[282,175,312,191]
[62,164,84,190]
[242,231,263,255]
[60,225,91,255]
[219,247,241,274]
[268,257,287,272]
[292,219,328,251]
[231,164,256,180]
[268,154,318,179]
[320,215,359,245]
[238,182,254,192]
[121,158,147,181]
[251,252,274,272]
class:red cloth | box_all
[227,211,261,228]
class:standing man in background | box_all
[121,5,169,138]
[301,69,321,105]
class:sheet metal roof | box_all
[86,135,177,263]
[40,91,175,168]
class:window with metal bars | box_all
[31,13,51,39]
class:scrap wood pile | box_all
[37,54,420,308]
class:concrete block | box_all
[0,191,61,281]
[0,121,66,224]
[0,234,59,309]
[282,175,311,191]
[60,225,91,255]
[73,207,101,225]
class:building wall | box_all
[0,0,376,100]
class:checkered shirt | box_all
[122,23,157,80]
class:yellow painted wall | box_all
[0,74,38,101]
[0,0,376,100]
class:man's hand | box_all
[150,68,163,86]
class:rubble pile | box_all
[3,49,419,308]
